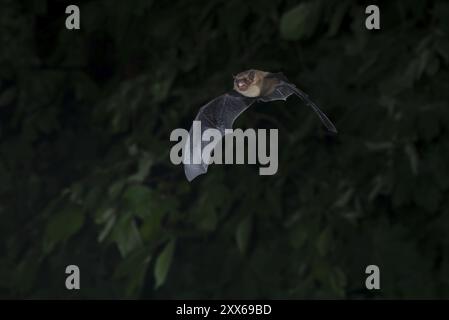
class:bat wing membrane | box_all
[183,93,255,181]
[261,73,338,134]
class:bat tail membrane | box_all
[290,85,338,134]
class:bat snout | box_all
[236,79,248,90]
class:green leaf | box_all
[97,211,116,243]
[328,267,347,297]
[113,216,143,257]
[139,210,164,241]
[236,216,253,254]
[43,205,85,253]
[404,143,419,175]
[316,227,331,256]
[334,188,354,207]
[154,239,176,289]
[327,1,350,37]
[128,153,153,183]
[123,185,153,217]
[114,248,151,298]
[197,209,218,232]
[280,1,322,41]
[108,180,126,198]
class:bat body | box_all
[183,69,337,181]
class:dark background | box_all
[1,0,448,299]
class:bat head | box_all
[233,69,256,92]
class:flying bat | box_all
[183,69,337,181]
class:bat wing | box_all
[261,73,338,134]
[183,92,255,181]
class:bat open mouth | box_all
[236,79,249,91]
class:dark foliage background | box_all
[1,0,449,299]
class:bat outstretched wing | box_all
[261,73,338,134]
[183,92,255,181]
[183,73,337,182]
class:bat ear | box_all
[248,70,255,81]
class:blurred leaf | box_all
[404,143,419,175]
[316,227,331,256]
[154,239,176,289]
[327,1,350,37]
[114,248,151,298]
[236,216,253,254]
[113,216,143,257]
[280,1,322,41]
[108,180,126,198]
[127,153,153,183]
[43,205,85,253]
[97,209,117,243]
[123,185,153,217]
